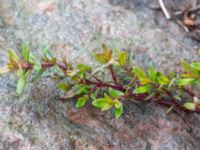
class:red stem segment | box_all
[109,65,117,83]
[21,61,67,72]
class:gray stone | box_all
[0,0,200,150]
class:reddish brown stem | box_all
[83,79,125,91]
[21,61,67,72]
[182,88,195,97]
[21,62,33,70]
[109,65,118,83]
[41,62,55,68]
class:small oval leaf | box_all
[133,85,151,94]
[76,97,87,108]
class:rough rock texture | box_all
[0,0,200,150]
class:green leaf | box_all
[92,98,108,108]
[77,64,91,73]
[170,70,175,79]
[127,51,133,66]
[76,96,87,108]
[133,85,151,94]
[183,102,196,110]
[33,62,42,71]
[140,78,151,85]
[168,78,176,89]
[7,49,20,68]
[7,49,19,60]
[31,69,44,82]
[175,78,195,86]
[148,64,156,81]
[191,62,200,71]
[108,88,124,98]
[33,64,42,71]
[132,67,146,80]
[114,100,122,109]
[16,70,28,95]
[119,51,127,66]
[101,103,113,111]
[114,104,123,119]
[181,61,194,72]
[21,42,29,62]
[93,45,112,64]
[90,89,99,101]
[75,84,89,95]
[166,106,175,114]
[57,82,72,92]
[42,47,55,62]
[156,73,169,85]
[104,93,113,102]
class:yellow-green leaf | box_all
[157,75,169,85]
[16,70,29,95]
[132,67,146,80]
[181,61,194,72]
[155,72,169,85]
[133,85,151,94]
[21,42,30,62]
[108,88,124,98]
[148,65,156,81]
[181,73,198,78]
[7,49,21,69]
[114,100,122,109]
[141,78,151,85]
[119,51,127,66]
[57,82,72,92]
[175,78,195,86]
[104,93,113,102]
[92,98,108,108]
[76,96,87,108]
[166,106,175,114]
[114,104,123,119]
[191,62,200,72]
[101,103,113,111]
[93,53,107,64]
[183,102,196,110]
[0,65,10,74]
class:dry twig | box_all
[158,0,171,19]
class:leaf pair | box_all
[0,49,23,74]
[42,47,56,64]
[181,61,200,78]
[148,65,169,85]
[57,82,73,92]
[76,64,92,78]
[93,44,113,64]
[132,65,169,85]
[92,93,123,118]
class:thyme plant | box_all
[0,43,199,118]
